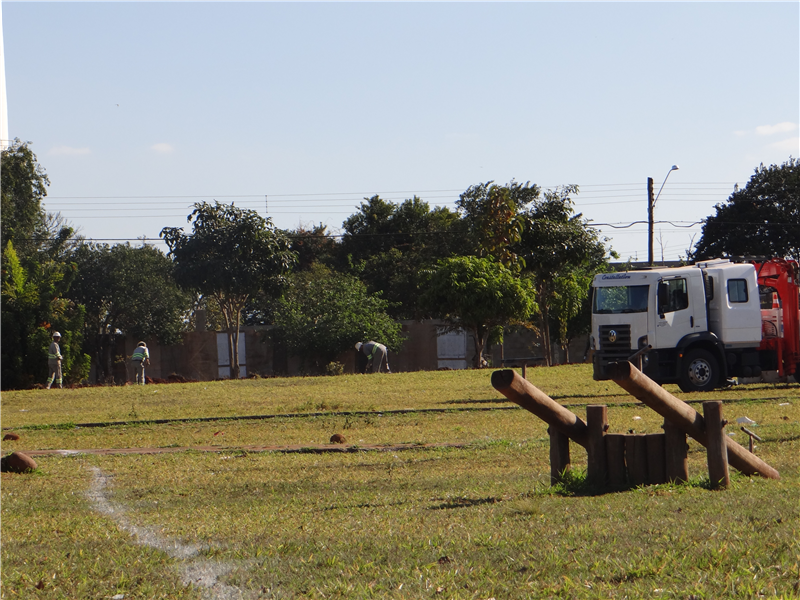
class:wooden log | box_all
[608,361,779,480]
[548,427,571,485]
[626,434,648,486]
[605,433,626,486]
[586,405,608,486]
[491,369,589,448]
[663,419,689,483]
[704,401,730,489]
[646,433,667,484]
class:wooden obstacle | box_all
[490,364,780,489]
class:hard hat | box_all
[355,342,362,351]
[138,341,147,347]
[52,331,61,338]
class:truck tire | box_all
[678,349,719,393]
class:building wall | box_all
[106,320,588,384]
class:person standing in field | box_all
[355,341,391,373]
[131,341,150,385]
[46,331,63,389]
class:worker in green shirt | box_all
[131,341,150,385]
[46,331,63,389]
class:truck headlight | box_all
[638,335,648,349]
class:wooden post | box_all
[608,361,779,479]
[548,427,570,485]
[646,433,667,484]
[490,370,589,447]
[663,419,689,483]
[626,434,648,486]
[522,364,527,380]
[605,433,626,486]
[704,401,730,489]
[586,405,608,486]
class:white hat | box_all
[355,342,362,351]
[52,331,61,338]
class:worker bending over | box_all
[355,341,391,373]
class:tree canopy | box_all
[339,195,462,318]
[274,263,403,373]
[161,201,296,378]
[692,158,800,261]
[456,180,540,266]
[67,243,193,382]
[515,186,613,365]
[420,256,537,368]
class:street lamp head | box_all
[671,165,680,171]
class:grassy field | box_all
[2,365,799,599]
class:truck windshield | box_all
[593,285,649,314]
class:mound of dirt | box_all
[329,433,347,444]
[1,452,37,473]
[3,433,20,441]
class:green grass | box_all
[2,366,799,599]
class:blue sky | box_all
[3,2,798,261]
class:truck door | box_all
[654,277,693,348]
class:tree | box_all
[161,202,296,379]
[274,263,403,373]
[692,158,800,261]
[67,242,194,382]
[1,141,90,390]
[515,186,613,366]
[1,241,90,389]
[288,223,339,271]
[420,256,537,368]
[339,195,462,318]
[1,140,50,256]
[456,180,541,266]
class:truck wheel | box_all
[678,349,719,393]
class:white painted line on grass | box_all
[86,467,252,600]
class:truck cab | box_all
[591,259,767,392]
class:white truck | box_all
[591,258,800,392]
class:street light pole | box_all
[648,165,679,266]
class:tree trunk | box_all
[538,281,553,366]
[471,326,486,368]
[540,303,552,366]
[231,308,242,380]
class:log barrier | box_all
[490,366,780,488]
[608,361,779,481]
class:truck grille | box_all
[599,325,631,350]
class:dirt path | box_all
[22,441,467,457]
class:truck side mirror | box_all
[657,282,668,317]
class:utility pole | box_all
[647,177,655,266]
[648,165,679,267]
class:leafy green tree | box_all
[274,263,403,373]
[420,256,537,368]
[456,180,541,266]
[288,223,339,271]
[550,269,595,363]
[692,158,800,261]
[340,195,462,318]
[515,186,613,365]
[67,243,194,382]
[161,202,296,379]
[2,241,90,389]
[1,140,50,256]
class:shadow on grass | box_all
[544,469,717,497]
[429,496,505,510]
